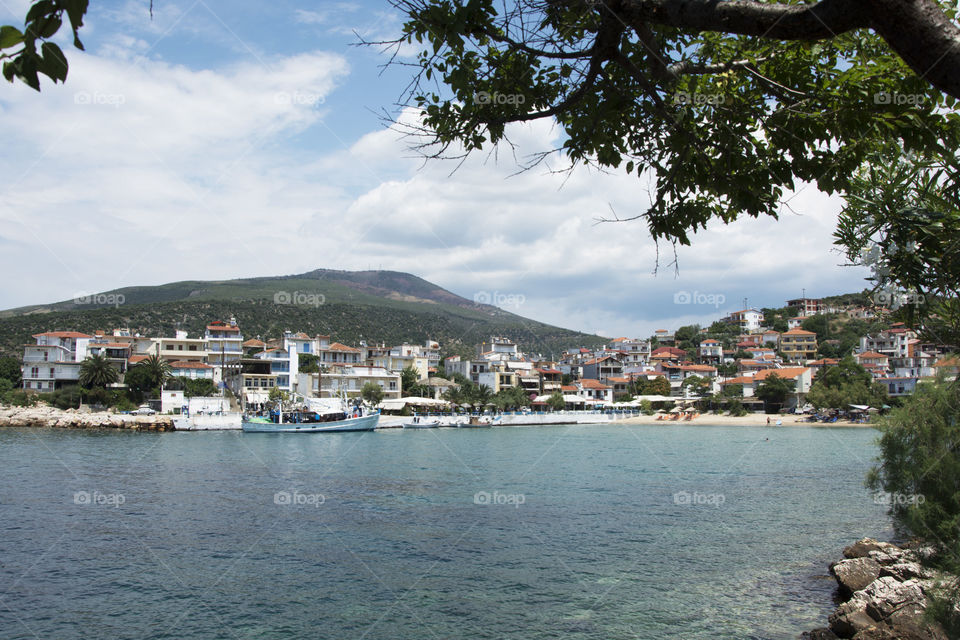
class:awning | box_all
[244,391,269,403]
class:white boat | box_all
[242,396,379,433]
[402,418,441,429]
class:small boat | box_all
[402,418,441,429]
[455,416,496,428]
[242,396,379,433]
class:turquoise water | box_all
[0,424,889,639]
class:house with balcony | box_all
[779,328,818,362]
[882,376,920,398]
[169,361,214,380]
[152,330,208,363]
[699,339,723,364]
[254,346,299,393]
[205,320,243,382]
[298,365,401,400]
[652,329,675,345]
[319,342,363,367]
[478,365,518,393]
[85,340,131,379]
[535,367,563,394]
[762,330,781,345]
[853,351,891,378]
[786,297,824,316]
[581,355,623,383]
[724,309,764,332]
[858,325,918,359]
[575,378,613,404]
[787,317,808,330]
[230,359,276,409]
[21,331,93,391]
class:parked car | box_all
[132,405,156,415]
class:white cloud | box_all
[0,37,871,340]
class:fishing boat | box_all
[242,396,379,433]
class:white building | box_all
[21,331,92,391]
[297,365,401,399]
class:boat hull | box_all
[242,413,380,433]
[402,422,440,429]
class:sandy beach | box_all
[614,413,877,427]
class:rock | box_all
[802,629,840,640]
[832,557,882,595]
[844,538,901,560]
[862,577,925,622]
[868,548,907,566]
[879,561,932,582]
[829,608,878,638]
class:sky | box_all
[0,0,873,339]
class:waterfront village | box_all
[14,295,960,416]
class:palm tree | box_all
[141,354,172,390]
[474,384,493,408]
[79,353,119,389]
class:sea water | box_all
[0,424,888,639]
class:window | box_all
[43,351,48,361]
[50,368,55,378]
[31,367,38,378]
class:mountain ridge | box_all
[0,268,607,359]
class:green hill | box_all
[0,269,607,359]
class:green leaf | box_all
[25,1,55,24]
[40,41,66,82]
[0,25,23,50]
[62,0,88,33]
[37,15,61,39]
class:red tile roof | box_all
[33,331,93,339]
[328,342,361,352]
[578,379,611,389]
[782,328,816,336]
[753,367,810,381]
[169,361,213,369]
[856,351,889,359]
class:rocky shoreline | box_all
[803,538,954,639]
[0,404,174,431]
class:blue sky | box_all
[0,0,872,338]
